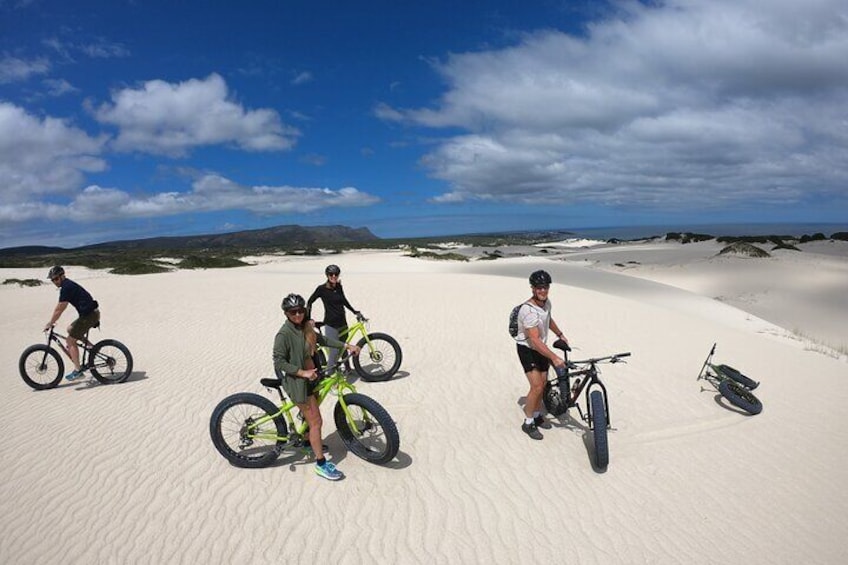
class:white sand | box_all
[2,247,847,564]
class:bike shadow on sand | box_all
[264,431,413,475]
[706,390,758,416]
[60,371,149,391]
[518,395,610,473]
[340,369,411,385]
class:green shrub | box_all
[179,256,250,269]
[3,278,42,287]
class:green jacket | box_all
[273,320,345,376]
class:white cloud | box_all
[382,0,848,210]
[0,102,107,204]
[0,174,380,224]
[0,54,50,83]
[94,73,301,156]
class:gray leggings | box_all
[323,325,343,369]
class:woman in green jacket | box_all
[273,293,359,481]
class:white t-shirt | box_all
[516,299,552,348]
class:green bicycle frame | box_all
[243,368,364,443]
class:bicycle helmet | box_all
[47,265,65,279]
[325,264,341,276]
[281,293,306,312]
[529,269,552,287]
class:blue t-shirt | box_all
[58,279,99,316]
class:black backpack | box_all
[508,302,528,339]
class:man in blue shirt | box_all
[44,266,100,381]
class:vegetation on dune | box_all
[3,278,42,287]
[718,242,771,258]
[405,247,469,261]
[666,232,715,244]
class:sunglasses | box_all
[51,277,61,282]
[327,273,339,278]
[533,285,550,290]
[286,308,306,316]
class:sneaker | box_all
[534,416,552,429]
[521,422,543,440]
[315,461,343,481]
[65,369,85,381]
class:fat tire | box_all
[716,364,759,390]
[334,393,399,464]
[210,393,286,468]
[353,333,402,382]
[89,339,134,384]
[19,345,64,390]
[590,390,609,468]
[719,380,763,415]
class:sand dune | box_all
[1,248,846,564]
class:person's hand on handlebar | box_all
[345,343,361,356]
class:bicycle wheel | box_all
[210,393,287,468]
[334,393,399,464]
[353,333,402,382]
[89,339,134,384]
[716,364,759,390]
[718,380,763,415]
[589,390,609,468]
[19,345,64,390]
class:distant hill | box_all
[0,224,379,256]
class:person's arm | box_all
[338,285,358,314]
[44,302,68,331]
[305,286,321,319]
[526,325,565,368]
[549,319,568,345]
[317,333,360,355]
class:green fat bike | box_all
[209,353,400,468]
[315,312,402,382]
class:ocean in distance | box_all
[564,222,847,241]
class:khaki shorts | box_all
[69,309,100,340]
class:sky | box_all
[1,0,847,248]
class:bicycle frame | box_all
[315,314,379,363]
[244,365,361,446]
[550,341,630,429]
[44,326,94,366]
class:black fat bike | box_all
[543,340,631,469]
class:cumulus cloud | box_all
[0,102,107,204]
[94,73,300,156]
[0,174,380,224]
[380,0,848,209]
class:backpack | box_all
[508,302,528,339]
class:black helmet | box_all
[281,293,306,311]
[47,265,65,279]
[529,270,552,287]
[325,264,341,276]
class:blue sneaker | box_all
[65,369,85,381]
[315,461,343,481]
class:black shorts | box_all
[516,344,550,373]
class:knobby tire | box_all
[90,339,134,384]
[353,333,402,382]
[719,380,763,415]
[334,393,400,464]
[210,393,287,468]
[590,390,609,469]
[716,364,759,390]
[19,345,64,390]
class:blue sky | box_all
[2,0,847,248]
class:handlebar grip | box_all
[617,352,631,358]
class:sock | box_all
[316,457,326,466]
[533,411,541,418]
[525,417,534,425]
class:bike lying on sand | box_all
[19,325,134,390]
[209,352,400,468]
[314,312,402,382]
[697,343,763,415]
[543,340,631,469]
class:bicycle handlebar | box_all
[569,352,631,367]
